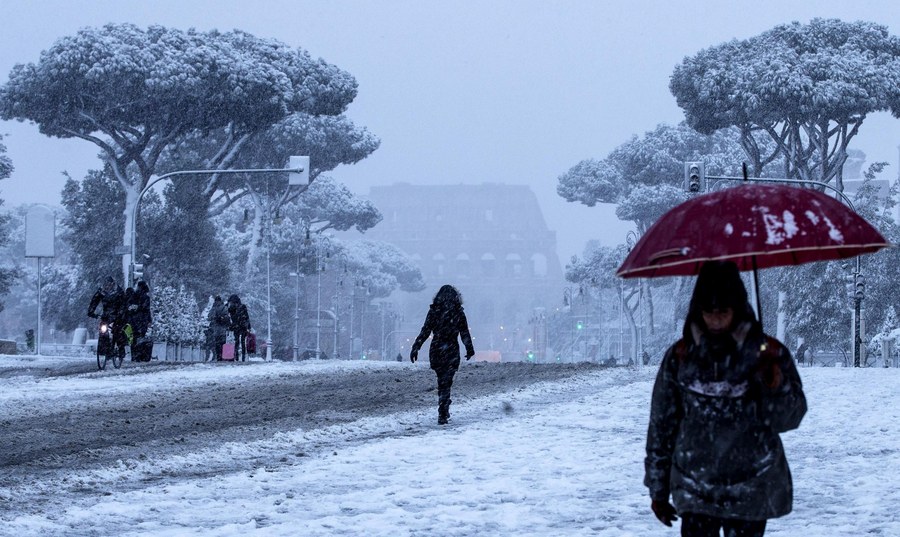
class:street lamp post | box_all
[853,272,866,367]
[380,302,387,360]
[626,230,642,369]
[315,241,323,359]
[348,282,356,359]
[360,286,370,359]
[619,278,625,361]
[127,161,307,362]
[382,328,411,361]
[311,238,333,359]
[127,164,306,286]
[265,219,272,361]
[289,253,302,361]
[332,294,340,359]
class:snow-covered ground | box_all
[1,356,898,536]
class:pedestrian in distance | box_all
[203,325,214,362]
[645,261,807,537]
[410,284,475,425]
[227,294,251,362]
[207,295,230,362]
[127,280,153,362]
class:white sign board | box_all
[25,205,55,258]
[289,155,310,185]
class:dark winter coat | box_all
[411,304,475,371]
[88,286,126,324]
[229,303,251,333]
[127,285,152,335]
[645,320,807,521]
[207,301,230,345]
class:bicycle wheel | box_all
[111,343,125,369]
[97,343,107,370]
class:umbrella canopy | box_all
[617,183,891,279]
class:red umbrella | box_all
[617,183,891,279]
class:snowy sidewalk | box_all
[2,363,899,536]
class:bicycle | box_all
[96,319,126,370]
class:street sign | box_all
[25,205,55,258]
[289,155,310,185]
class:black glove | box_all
[651,500,678,527]
[465,352,474,361]
[410,351,418,363]
[87,312,98,319]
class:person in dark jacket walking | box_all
[207,295,230,362]
[645,261,807,537]
[410,285,475,425]
[227,294,251,362]
[127,280,153,362]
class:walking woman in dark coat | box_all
[645,261,807,537]
[227,294,251,362]
[207,295,230,362]
[410,285,475,425]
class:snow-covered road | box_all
[0,356,898,536]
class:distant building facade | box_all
[357,183,565,358]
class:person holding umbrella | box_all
[645,260,807,536]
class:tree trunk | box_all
[121,186,140,284]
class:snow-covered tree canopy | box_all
[289,176,382,234]
[0,23,357,156]
[565,243,627,291]
[0,135,16,312]
[670,18,900,190]
[0,135,12,181]
[339,240,426,298]
[0,23,359,281]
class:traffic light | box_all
[576,320,584,330]
[526,350,535,361]
[854,273,866,299]
[132,263,144,282]
[683,161,706,193]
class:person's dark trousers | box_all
[112,323,128,360]
[435,367,457,423]
[234,330,248,361]
[681,513,767,537]
[213,340,224,361]
[131,329,147,361]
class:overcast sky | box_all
[1,0,898,261]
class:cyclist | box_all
[88,276,128,359]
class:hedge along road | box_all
[0,359,622,518]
